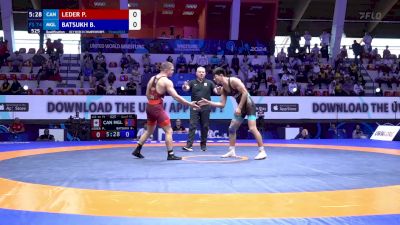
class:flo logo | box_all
[271,104,299,112]
[359,11,382,20]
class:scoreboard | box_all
[90,114,137,140]
[28,9,141,34]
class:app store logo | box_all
[271,104,299,112]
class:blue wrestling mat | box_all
[0,139,399,225]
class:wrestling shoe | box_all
[254,150,267,160]
[221,149,236,158]
[132,149,144,159]
[182,146,193,152]
[167,154,182,160]
[201,147,207,152]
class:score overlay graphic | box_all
[28,9,141,34]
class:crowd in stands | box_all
[0,31,399,96]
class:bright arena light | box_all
[23,85,29,90]
[120,86,125,91]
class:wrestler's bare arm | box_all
[198,89,227,108]
[164,79,199,108]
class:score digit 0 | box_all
[129,9,141,31]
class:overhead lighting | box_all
[93,1,106,7]
[162,10,174,15]
[250,5,263,10]
[163,3,175,8]
[182,11,194,15]
[185,4,198,9]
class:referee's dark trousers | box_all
[187,107,210,148]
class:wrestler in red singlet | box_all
[146,75,170,127]
[132,62,199,160]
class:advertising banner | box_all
[370,125,400,141]
[81,38,270,55]
[0,96,399,120]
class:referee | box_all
[182,66,219,151]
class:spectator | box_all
[267,80,278,96]
[82,50,94,62]
[351,40,362,64]
[178,62,189,73]
[126,54,139,73]
[107,72,116,86]
[209,53,220,68]
[120,52,129,73]
[340,45,348,59]
[45,38,54,55]
[37,128,55,141]
[106,85,117,95]
[130,64,141,83]
[218,54,229,69]
[1,79,11,95]
[196,51,208,67]
[303,31,312,53]
[277,48,286,64]
[320,45,329,61]
[353,81,365,96]
[311,44,320,59]
[81,55,94,88]
[166,55,174,63]
[8,51,23,72]
[126,77,137,95]
[95,79,107,95]
[0,39,10,66]
[231,53,240,74]
[289,31,301,54]
[294,128,310,139]
[93,64,106,82]
[176,53,187,68]
[342,76,354,95]
[10,77,22,95]
[54,38,64,57]
[328,123,347,139]
[94,51,107,72]
[68,112,83,140]
[250,53,263,71]
[305,81,315,96]
[187,54,197,73]
[172,119,186,133]
[249,80,259,96]
[352,124,367,139]
[376,72,392,89]
[362,32,373,53]
[247,66,258,83]
[137,122,153,140]
[142,53,152,67]
[320,31,330,47]
[383,46,391,59]
[28,51,47,73]
[42,87,53,95]
[9,117,25,135]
